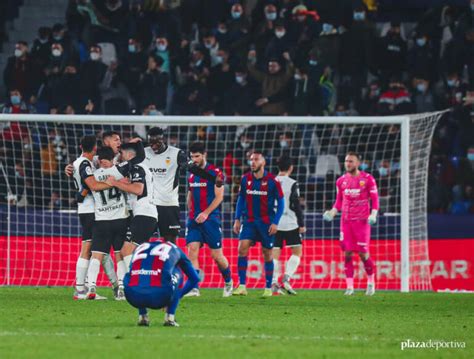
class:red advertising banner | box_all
[0,237,473,291]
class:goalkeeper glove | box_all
[368,210,378,225]
[323,208,338,222]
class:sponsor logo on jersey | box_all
[150,168,167,174]
[344,188,361,195]
[246,189,268,195]
[85,166,93,175]
[189,182,207,187]
[131,268,161,276]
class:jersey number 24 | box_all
[133,242,172,263]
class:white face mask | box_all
[157,44,167,52]
[294,74,302,80]
[279,140,288,148]
[14,49,23,58]
[90,52,100,61]
[236,75,245,84]
[215,56,224,64]
[241,142,250,149]
[52,49,62,57]
[204,42,214,49]
[275,30,285,38]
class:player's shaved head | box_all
[80,135,97,153]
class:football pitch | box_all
[0,288,472,359]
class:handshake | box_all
[323,208,378,225]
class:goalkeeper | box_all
[323,152,379,296]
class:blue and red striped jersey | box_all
[127,240,198,288]
[235,170,285,225]
[188,162,223,220]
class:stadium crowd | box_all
[0,0,473,214]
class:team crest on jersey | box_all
[165,157,171,165]
[247,181,252,186]
[262,181,267,186]
[360,181,365,187]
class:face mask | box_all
[232,11,242,19]
[471,4,474,11]
[416,83,426,93]
[157,44,167,52]
[309,59,318,66]
[39,38,49,44]
[218,27,227,34]
[279,140,288,148]
[128,44,136,53]
[468,153,474,161]
[215,56,224,64]
[335,111,346,116]
[14,49,23,58]
[10,95,21,105]
[353,12,365,21]
[360,163,369,171]
[275,30,285,38]
[322,23,333,33]
[297,15,306,22]
[52,49,62,57]
[265,12,277,21]
[294,74,302,80]
[106,0,122,11]
[149,110,159,116]
[53,35,63,41]
[447,79,457,87]
[247,160,252,166]
[378,167,388,176]
[416,38,426,47]
[241,141,250,149]
[195,59,202,67]
[90,52,100,61]
[204,42,214,49]
[236,75,245,84]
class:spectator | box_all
[3,41,41,98]
[407,31,436,83]
[221,66,259,116]
[247,51,294,115]
[118,38,148,101]
[207,47,234,114]
[79,44,108,108]
[377,78,413,115]
[412,77,436,113]
[376,21,407,85]
[30,27,53,70]
[138,53,169,112]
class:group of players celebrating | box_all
[70,127,379,327]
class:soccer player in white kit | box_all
[323,152,379,296]
[272,156,306,295]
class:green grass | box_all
[0,288,473,359]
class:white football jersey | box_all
[277,175,299,231]
[72,155,95,214]
[128,163,158,219]
[144,145,181,206]
[92,166,129,221]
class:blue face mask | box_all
[353,12,365,21]
[416,38,426,47]
[10,95,21,105]
[468,153,474,161]
[322,23,333,33]
[378,167,388,177]
[309,60,318,66]
[416,83,426,93]
[265,12,277,21]
[128,44,136,53]
[231,11,242,19]
[447,79,456,87]
[360,163,369,171]
[148,110,159,116]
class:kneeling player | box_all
[124,240,199,327]
[323,152,379,296]
[185,142,232,297]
